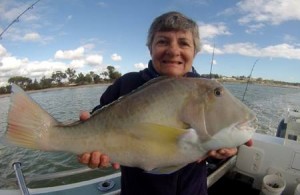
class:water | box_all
[0,83,300,189]
[0,84,109,189]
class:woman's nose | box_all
[166,43,180,56]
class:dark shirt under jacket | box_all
[92,60,208,195]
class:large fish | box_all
[3,77,256,173]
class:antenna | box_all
[209,43,215,79]
[242,59,259,101]
[0,0,42,40]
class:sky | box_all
[0,0,300,86]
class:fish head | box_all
[181,79,257,146]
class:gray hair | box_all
[146,11,201,54]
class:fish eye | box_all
[214,87,223,97]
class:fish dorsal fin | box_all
[92,76,175,116]
[138,76,171,88]
[117,76,173,99]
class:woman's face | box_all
[150,30,195,77]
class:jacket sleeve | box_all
[91,72,145,114]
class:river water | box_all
[0,83,300,189]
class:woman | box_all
[79,11,239,195]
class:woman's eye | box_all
[157,40,167,45]
[181,42,190,46]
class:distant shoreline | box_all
[1,80,299,99]
[0,83,111,98]
[221,80,300,89]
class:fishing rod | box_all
[0,0,42,40]
[242,59,259,102]
[209,43,215,79]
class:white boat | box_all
[1,109,300,195]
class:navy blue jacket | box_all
[92,61,208,195]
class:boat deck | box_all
[208,172,260,195]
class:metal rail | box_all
[13,162,30,195]
[25,167,94,182]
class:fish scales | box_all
[3,77,256,173]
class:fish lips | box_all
[236,117,258,132]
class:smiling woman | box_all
[150,31,195,76]
[76,11,242,195]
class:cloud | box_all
[23,32,41,42]
[97,2,108,7]
[221,42,300,60]
[54,47,85,60]
[86,54,103,66]
[222,42,261,57]
[68,59,85,69]
[0,1,40,27]
[245,23,265,34]
[261,44,300,59]
[283,34,297,43]
[0,44,108,86]
[0,1,52,43]
[111,53,122,61]
[82,43,95,50]
[198,22,231,40]
[0,56,24,72]
[200,41,300,60]
[237,0,300,25]
[134,63,147,70]
[0,44,7,57]
[0,54,68,86]
[201,44,223,54]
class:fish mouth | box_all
[236,117,258,132]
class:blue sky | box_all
[0,0,299,86]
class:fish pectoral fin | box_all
[146,164,187,174]
[133,123,188,142]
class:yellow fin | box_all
[133,123,188,142]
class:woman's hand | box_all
[198,139,253,162]
[77,111,120,170]
[78,151,120,169]
[207,147,238,159]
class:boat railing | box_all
[10,161,121,195]
[13,162,30,195]
[8,163,108,183]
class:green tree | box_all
[52,71,67,85]
[93,74,101,83]
[84,73,93,84]
[65,68,76,83]
[0,85,11,94]
[40,76,53,89]
[27,79,41,90]
[90,71,102,83]
[106,66,122,80]
[75,73,85,85]
[8,76,32,89]
[100,71,109,80]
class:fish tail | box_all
[4,84,58,150]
